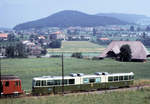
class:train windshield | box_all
[32,80,36,87]
[0,81,3,93]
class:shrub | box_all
[36,55,41,58]
[50,55,61,58]
[49,40,62,48]
[71,52,83,59]
[92,57,103,60]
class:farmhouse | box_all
[49,31,65,40]
[99,41,149,61]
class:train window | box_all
[129,76,132,80]
[69,79,75,84]
[19,81,21,86]
[36,81,40,86]
[83,78,89,84]
[114,76,118,81]
[54,80,61,85]
[124,76,129,80]
[64,80,68,85]
[32,80,35,87]
[42,81,46,86]
[119,76,124,81]
[5,81,9,87]
[61,80,68,85]
[15,81,19,86]
[95,78,101,83]
[89,78,95,83]
[47,80,54,86]
[108,77,113,82]
[0,81,2,86]
[131,75,134,79]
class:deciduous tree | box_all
[119,45,132,62]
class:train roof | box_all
[107,72,134,76]
[0,75,20,80]
[33,76,76,80]
[32,72,134,81]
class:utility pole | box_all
[61,53,64,96]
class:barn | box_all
[99,41,149,61]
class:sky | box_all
[1,0,150,28]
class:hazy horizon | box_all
[1,0,150,28]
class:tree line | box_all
[3,42,28,58]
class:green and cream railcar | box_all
[32,72,134,95]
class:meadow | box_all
[1,58,150,90]
[1,41,150,90]
[48,41,106,52]
[47,41,106,57]
[47,41,150,57]
[1,41,150,104]
[1,88,150,104]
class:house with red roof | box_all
[0,33,8,40]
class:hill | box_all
[13,10,127,30]
[96,13,149,23]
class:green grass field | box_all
[48,41,106,52]
[1,41,150,104]
[1,58,150,90]
[47,41,105,57]
[1,88,150,104]
[47,41,150,57]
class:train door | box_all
[0,81,3,94]
[13,80,20,92]
[3,80,10,94]
[14,80,22,94]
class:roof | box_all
[0,75,20,80]
[54,31,61,34]
[99,38,109,40]
[0,33,8,38]
[107,72,134,76]
[33,72,134,80]
[22,40,35,46]
[100,41,149,60]
[38,36,45,39]
[33,76,76,80]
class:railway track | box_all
[64,85,150,96]
[1,84,149,99]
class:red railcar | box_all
[0,75,23,96]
